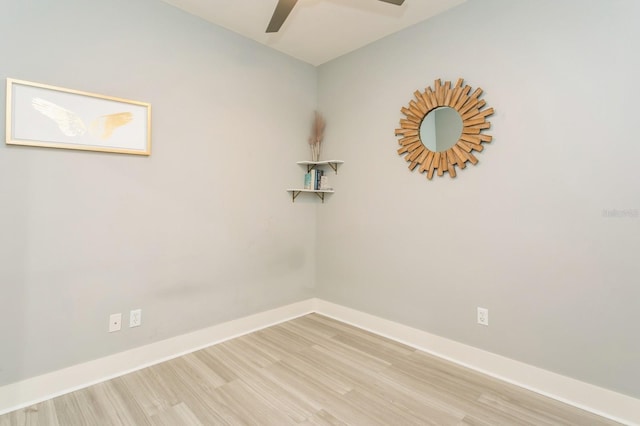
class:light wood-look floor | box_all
[0,314,621,425]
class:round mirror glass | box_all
[419,106,463,152]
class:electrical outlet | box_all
[477,307,489,326]
[109,313,122,332]
[129,309,142,328]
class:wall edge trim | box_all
[314,299,639,426]
[1,298,637,425]
[0,299,315,415]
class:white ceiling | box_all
[161,0,466,66]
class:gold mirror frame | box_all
[395,78,494,179]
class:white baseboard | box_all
[314,299,639,426]
[0,299,316,416]
[1,298,638,425]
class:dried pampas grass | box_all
[308,111,325,161]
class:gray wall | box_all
[0,0,317,385]
[317,0,640,398]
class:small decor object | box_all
[309,169,317,189]
[320,175,330,190]
[6,78,151,155]
[314,169,324,190]
[395,78,494,179]
[308,111,325,162]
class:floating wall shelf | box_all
[286,189,335,203]
[287,160,343,203]
[296,160,344,174]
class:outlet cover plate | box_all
[109,313,122,332]
[130,309,142,328]
[477,307,489,326]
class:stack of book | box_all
[304,169,328,190]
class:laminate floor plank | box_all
[115,367,180,418]
[372,363,484,419]
[278,317,340,341]
[476,390,620,426]
[161,355,225,394]
[0,399,60,426]
[0,313,622,425]
[216,337,280,369]
[300,409,348,426]
[149,402,203,426]
[147,361,239,425]
[259,359,344,412]
[345,388,423,425]
[381,362,548,425]
[85,380,150,426]
[238,332,298,365]
[296,314,376,338]
[260,360,393,425]
[235,374,317,423]
[350,369,467,425]
[277,348,355,395]
[253,324,319,355]
[312,334,392,373]
[407,350,620,425]
[52,390,102,426]
[209,378,297,425]
[200,343,266,382]
[190,349,240,384]
[332,328,417,361]
[296,345,385,391]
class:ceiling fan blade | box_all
[378,0,405,5]
[266,0,299,33]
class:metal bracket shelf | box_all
[287,160,343,203]
[296,160,344,174]
[286,189,335,203]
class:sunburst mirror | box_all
[395,78,494,179]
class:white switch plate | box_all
[129,309,142,328]
[109,313,122,332]
[477,307,489,326]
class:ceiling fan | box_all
[266,0,406,33]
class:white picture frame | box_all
[6,78,151,155]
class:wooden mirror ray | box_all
[395,78,494,179]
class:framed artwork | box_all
[6,78,151,155]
